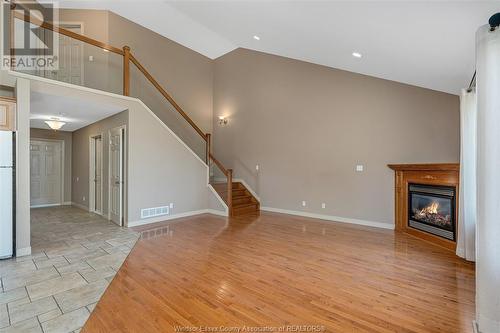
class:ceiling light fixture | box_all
[352,52,362,58]
[45,117,66,131]
[253,35,260,41]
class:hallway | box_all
[0,206,139,333]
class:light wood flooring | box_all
[82,212,475,333]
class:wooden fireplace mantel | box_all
[388,163,460,251]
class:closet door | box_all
[30,140,63,207]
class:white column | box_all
[15,78,31,256]
[476,24,500,333]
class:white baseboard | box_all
[71,202,89,211]
[260,207,394,230]
[208,184,229,215]
[128,208,226,227]
[16,247,31,257]
[30,203,61,209]
[472,320,479,333]
[62,201,72,206]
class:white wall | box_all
[15,78,31,256]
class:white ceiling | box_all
[57,1,500,94]
[30,91,126,131]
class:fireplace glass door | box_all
[408,184,456,241]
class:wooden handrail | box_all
[209,153,228,176]
[12,8,235,216]
[13,11,124,55]
[129,54,207,140]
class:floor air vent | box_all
[141,206,169,219]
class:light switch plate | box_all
[302,201,306,207]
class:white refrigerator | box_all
[0,130,14,259]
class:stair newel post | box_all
[123,46,131,96]
[227,169,233,217]
[205,133,211,165]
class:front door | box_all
[109,127,124,226]
[30,140,63,207]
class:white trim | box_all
[30,138,65,207]
[233,178,260,202]
[208,184,228,216]
[11,71,208,168]
[16,247,31,257]
[205,209,228,217]
[260,207,394,230]
[472,321,479,333]
[128,209,224,228]
[108,125,126,226]
[62,201,72,206]
[71,202,89,211]
[89,133,104,215]
[30,203,62,209]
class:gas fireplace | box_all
[408,184,456,241]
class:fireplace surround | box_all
[388,164,459,251]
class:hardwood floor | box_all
[82,212,475,333]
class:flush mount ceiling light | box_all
[253,35,260,41]
[45,117,66,131]
[352,52,362,58]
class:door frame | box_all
[29,138,65,208]
[89,133,103,216]
[108,125,127,226]
[56,22,85,85]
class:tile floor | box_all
[0,206,139,333]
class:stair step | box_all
[232,203,259,215]
[233,196,252,205]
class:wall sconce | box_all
[218,116,228,126]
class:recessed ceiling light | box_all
[253,35,260,41]
[352,52,362,58]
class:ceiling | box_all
[30,91,126,131]
[57,1,500,94]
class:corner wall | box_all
[72,111,129,214]
[213,48,460,227]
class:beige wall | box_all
[30,128,72,203]
[213,49,460,226]
[108,12,214,160]
[72,111,128,214]
[55,9,214,160]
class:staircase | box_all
[11,6,260,217]
[212,182,260,216]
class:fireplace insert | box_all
[408,183,456,241]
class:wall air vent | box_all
[141,205,169,219]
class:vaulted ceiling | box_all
[58,1,500,95]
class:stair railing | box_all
[11,6,234,216]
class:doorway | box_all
[30,139,64,207]
[89,134,103,215]
[109,126,125,226]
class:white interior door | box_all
[30,140,63,207]
[109,128,124,226]
[90,135,103,214]
[46,26,83,85]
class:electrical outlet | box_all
[88,55,94,62]
[302,201,306,207]
[356,165,364,172]
[321,203,326,209]
[76,177,79,182]
[256,164,260,171]
[83,196,86,202]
